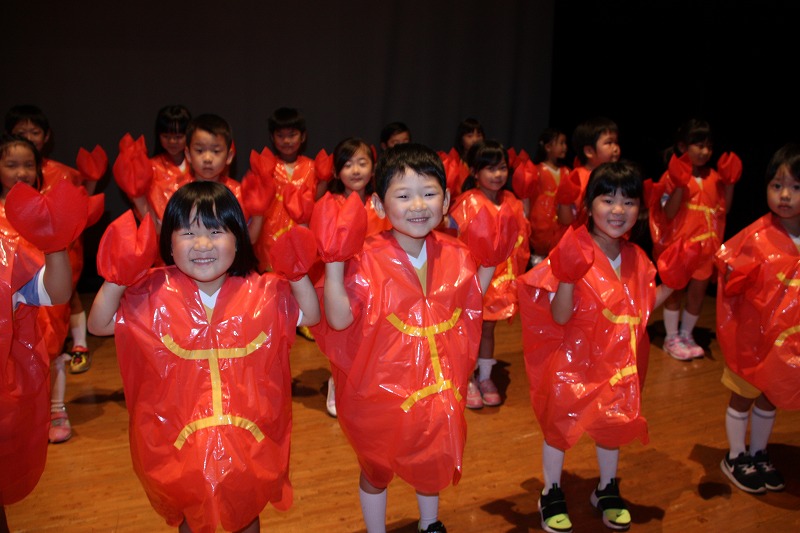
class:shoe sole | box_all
[70,365,91,375]
[539,497,573,533]
[719,459,767,494]
[590,492,630,531]
[664,348,694,361]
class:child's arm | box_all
[654,284,674,309]
[323,262,354,330]
[478,266,496,295]
[556,203,575,226]
[664,154,692,220]
[290,274,320,327]
[663,186,685,220]
[551,281,575,324]
[87,281,126,336]
[42,250,73,305]
[548,225,594,324]
[248,215,264,243]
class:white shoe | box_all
[326,376,337,417]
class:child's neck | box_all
[345,188,366,202]
[544,158,559,170]
[779,216,800,238]
[479,186,500,204]
[392,230,426,258]
[591,231,620,259]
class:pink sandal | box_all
[49,408,72,443]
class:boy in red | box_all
[716,143,800,494]
[313,143,515,533]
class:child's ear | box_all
[442,189,451,214]
[184,147,192,164]
[584,145,596,162]
[226,149,234,166]
[372,193,385,218]
[300,131,307,144]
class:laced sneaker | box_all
[720,452,766,494]
[418,520,447,532]
[68,346,91,374]
[752,450,785,491]
[478,377,502,406]
[663,333,694,361]
[590,478,631,531]
[466,377,483,409]
[679,332,705,358]
[539,484,572,533]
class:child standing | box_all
[716,143,800,494]
[529,128,570,260]
[446,117,485,196]
[449,140,530,408]
[313,143,511,533]
[649,119,740,360]
[519,162,677,533]
[88,181,320,533]
[379,122,412,151]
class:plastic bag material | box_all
[146,154,194,222]
[311,232,483,493]
[549,225,594,283]
[716,213,800,409]
[269,225,317,281]
[283,179,315,224]
[87,193,105,227]
[113,135,154,199]
[450,190,530,320]
[310,192,367,263]
[656,238,703,290]
[456,199,522,268]
[5,180,88,254]
[0,212,49,505]
[75,145,108,182]
[41,158,83,190]
[555,167,582,205]
[518,238,656,450]
[529,163,571,255]
[511,159,538,200]
[250,148,276,181]
[115,267,298,532]
[241,170,276,217]
[716,151,743,184]
[314,149,334,182]
[97,211,158,286]
[667,153,692,187]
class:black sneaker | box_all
[720,452,766,494]
[418,520,447,533]
[539,484,572,533]
[590,478,631,531]
[752,450,785,491]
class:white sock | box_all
[359,487,387,533]
[663,308,680,337]
[749,406,776,455]
[69,311,88,348]
[542,441,565,492]
[679,311,700,337]
[596,446,619,489]
[416,492,439,530]
[477,358,496,382]
[725,406,748,459]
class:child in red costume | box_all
[649,119,740,360]
[556,117,620,230]
[449,140,530,408]
[0,134,80,531]
[313,143,514,533]
[441,117,484,197]
[88,181,320,533]
[519,162,679,533]
[529,128,569,261]
[716,144,800,494]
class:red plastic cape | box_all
[556,166,591,229]
[649,168,728,280]
[530,163,571,254]
[254,156,317,271]
[144,154,193,222]
[114,267,298,532]
[716,214,800,409]
[450,189,530,320]
[518,238,656,450]
[312,231,483,493]
[0,211,48,505]
[41,158,83,190]
[331,192,391,237]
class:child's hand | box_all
[4,179,88,254]
[717,152,743,184]
[241,170,276,216]
[269,225,318,281]
[722,255,760,295]
[667,153,693,188]
[314,149,334,182]
[310,192,367,262]
[462,204,521,267]
[512,159,539,200]
[113,134,153,198]
[76,145,108,182]
[555,168,582,205]
[284,180,315,224]
[657,238,702,289]
[97,210,157,286]
[549,225,594,282]
[250,148,276,180]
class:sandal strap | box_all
[594,493,626,512]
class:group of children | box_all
[1,105,796,533]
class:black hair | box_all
[454,117,485,158]
[4,104,50,135]
[185,114,233,149]
[572,117,618,165]
[374,143,446,201]
[0,134,43,190]
[766,143,800,186]
[153,105,192,157]
[160,181,257,277]
[268,107,306,134]
[532,128,566,164]
[328,137,375,196]
[380,122,411,145]
[584,161,644,234]
[461,140,512,193]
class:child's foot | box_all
[68,346,91,374]
[663,333,694,361]
[679,332,705,358]
[466,377,483,409]
[720,452,766,494]
[478,377,502,406]
[418,520,447,532]
[752,450,785,491]
[326,376,337,418]
[49,407,72,443]
[590,478,631,531]
[539,483,572,533]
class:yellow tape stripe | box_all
[160,332,268,360]
[174,414,265,449]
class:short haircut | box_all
[153,105,192,156]
[0,133,42,190]
[374,143,446,201]
[461,140,512,193]
[766,143,800,185]
[268,107,306,134]
[4,104,49,134]
[533,128,565,164]
[454,117,484,157]
[584,160,644,236]
[675,118,712,149]
[328,137,375,195]
[380,122,411,144]
[572,117,618,165]
[185,114,233,149]
[160,181,257,276]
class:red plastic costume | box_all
[312,231,484,493]
[254,156,317,271]
[144,154,193,222]
[330,193,391,237]
[556,165,591,229]
[518,239,656,450]
[113,267,298,532]
[531,163,570,254]
[649,168,728,280]
[450,189,530,321]
[716,214,800,409]
[0,210,48,505]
